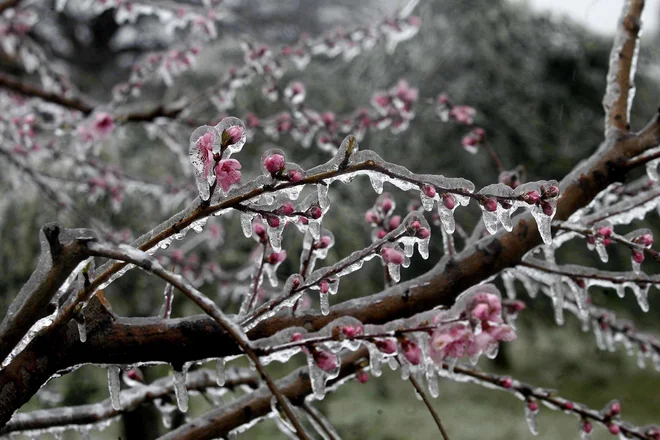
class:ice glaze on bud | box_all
[253,222,267,239]
[319,280,330,294]
[422,184,436,198]
[609,401,621,415]
[222,125,243,147]
[632,250,645,264]
[377,229,387,239]
[313,349,338,372]
[267,251,287,265]
[266,215,280,228]
[290,332,304,342]
[401,339,422,365]
[365,209,379,224]
[374,338,397,354]
[582,420,593,434]
[637,233,654,246]
[280,202,295,216]
[543,185,559,198]
[527,400,539,412]
[381,198,393,213]
[598,226,613,237]
[608,424,621,435]
[500,377,513,388]
[264,153,285,175]
[523,190,540,205]
[388,215,402,230]
[540,201,553,216]
[341,325,363,338]
[483,198,498,212]
[288,169,303,183]
[315,235,332,249]
[442,193,455,210]
[381,247,405,265]
[308,205,323,219]
[356,370,369,383]
[215,159,242,191]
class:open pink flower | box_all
[401,339,422,365]
[469,293,502,323]
[94,113,115,137]
[196,132,216,180]
[215,159,242,191]
[449,105,476,125]
[430,323,473,361]
[374,338,398,354]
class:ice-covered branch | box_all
[603,0,644,135]
[0,368,258,435]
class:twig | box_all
[405,359,450,440]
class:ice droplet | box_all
[76,319,87,343]
[173,365,189,412]
[108,365,122,410]
[524,404,539,435]
[320,291,330,316]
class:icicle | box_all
[173,365,190,412]
[241,212,255,238]
[216,358,226,386]
[502,271,517,299]
[369,173,384,194]
[551,282,565,326]
[320,291,330,316]
[595,241,609,263]
[524,404,539,435]
[317,183,330,209]
[76,318,87,343]
[387,262,401,283]
[367,343,384,377]
[107,365,122,410]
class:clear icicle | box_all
[317,183,330,209]
[595,242,609,263]
[320,291,330,316]
[173,366,189,412]
[551,282,565,326]
[524,405,539,435]
[216,358,226,386]
[76,319,87,343]
[387,262,401,283]
[107,365,122,410]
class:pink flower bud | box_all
[288,169,303,183]
[381,247,405,265]
[523,190,541,205]
[603,238,612,246]
[365,209,379,224]
[402,339,422,365]
[632,250,645,264]
[374,338,397,354]
[308,205,322,219]
[483,198,498,212]
[313,350,338,373]
[388,215,402,230]
[377,229,387,239]
[527,400,539,412]
[582,421,593,434]
[563,401,574,411]
[610,401,621,415]
[422,184,436,198]
[639,233,654,246]
[264,153,285,174]
[544,185,560,198]
[222,125,243,146]
[608,424,620,435]
[500,377,513,388]
[280,202,295,216]
[266,215,280,228]
[268,251,287,265]
[541,201,554,216]
[417,227,430,239]
[253,222,267,238]
[598,226,613,237]
[319,280,330,294]
[356,370,369,383]
[442,194,455,210]
[290,332,304,342]
[341,325,363,338]
[381,198,393,213]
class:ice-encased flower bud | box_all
[422,184,436,198]
[401,339,422,365]
[381,247,405,265]
[268,250,287,264]
[319,280,330,294]
[356,370,369,383]
[215,159,242,191]
[483,198,498,212]
[308,205,323,219]
[374,338,397,354]
[598,226,613,237]
[288,169,303,183]
[266,215,280,228]
[523,190,540,205]
[313,349,338,372]
[279,202,295,216]
[365,210,379,224]
[264,153,286,175]
[632,250,645,264]
[442,193,455,210]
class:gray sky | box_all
[512,0,659,35]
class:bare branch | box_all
[404,359,450,440]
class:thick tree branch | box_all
[603,0,644,134]
[0,368,258,434]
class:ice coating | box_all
[173,365,190,412]
[215,117,247,158]
[189,125,220,201]
[107,365,122,410]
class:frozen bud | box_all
[632,250,645,264]
[253,222,267,238]
[381,198,393,213]
[609,401,621,415]
[319,280,330,294]
[374,338,398,354]
[437,94,450,105]
[608,424,620,435]
[341,325,363,338]
[356,370,369,383]
[582,421,593,434]
[483,198,498,212]
[389,215,402,230]
[290,332,304,342]
[523,190,540,205]
[381,247,405,265]
[308,205,323,219]
[422,184,436,198]
[442,194,455,210]
[268,251,287,265]
[266,215,280,228]
[527,400,539,412]
[500,201,513,210]
[639,234,654,246]
[543,185,559,198]
[540,201,554,216]
[280,202,295,216]
[264,153,285,175]
[315,235,332,249]
[94,112,115,136]
[365,209,379,224]
[401,339,422,365]
[288,169,303,183]
[603,237,611,246]
[598,226,612,237]
[507,300,526,312]
[563,401,574,411]
[222,125,243,147]
[313,350,338,373]
[417,227,431,239]
[126,368,144,384]
[449,105,476,125]
[215,159,242,191]
[299,217,309,225]
[377,229,387,239]
[500,377,513,389]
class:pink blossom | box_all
[388,215,401,230]
[222,125,243,147]
[416,227,430,239]
[638,233,654,246]
[401,339,422,365]
[544,185,560,198]
[93,113,115,137]
[430,323,472,360]
[315,236,333,249]
[597,226,612,237]
[377,229,387,239]
[215,159,242,191]
[341,325,363,338]
[313,349,338,372]
[279,202,295,216]
[253,222,267,239]
[527,400,539,412]
[365,210,379,224]
[381,247,405,265]
[264,153,285,174]
[608,424,621,435]
[266,215,280,228]
[523,190,541,205]
[308,205,323,219]
[469,293,502,323]
[372,92,390,109]
[541,201,554,216]
[632,250,645,264]
[374,338,398,354]
[380,198,393,213]
[422,184,436,198]
[319,280,330,294]
[195,132,216,180]
[268,251,287,265]
[501,377,513,388]
[449,105,476,125]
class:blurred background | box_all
[1,0,660,438]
